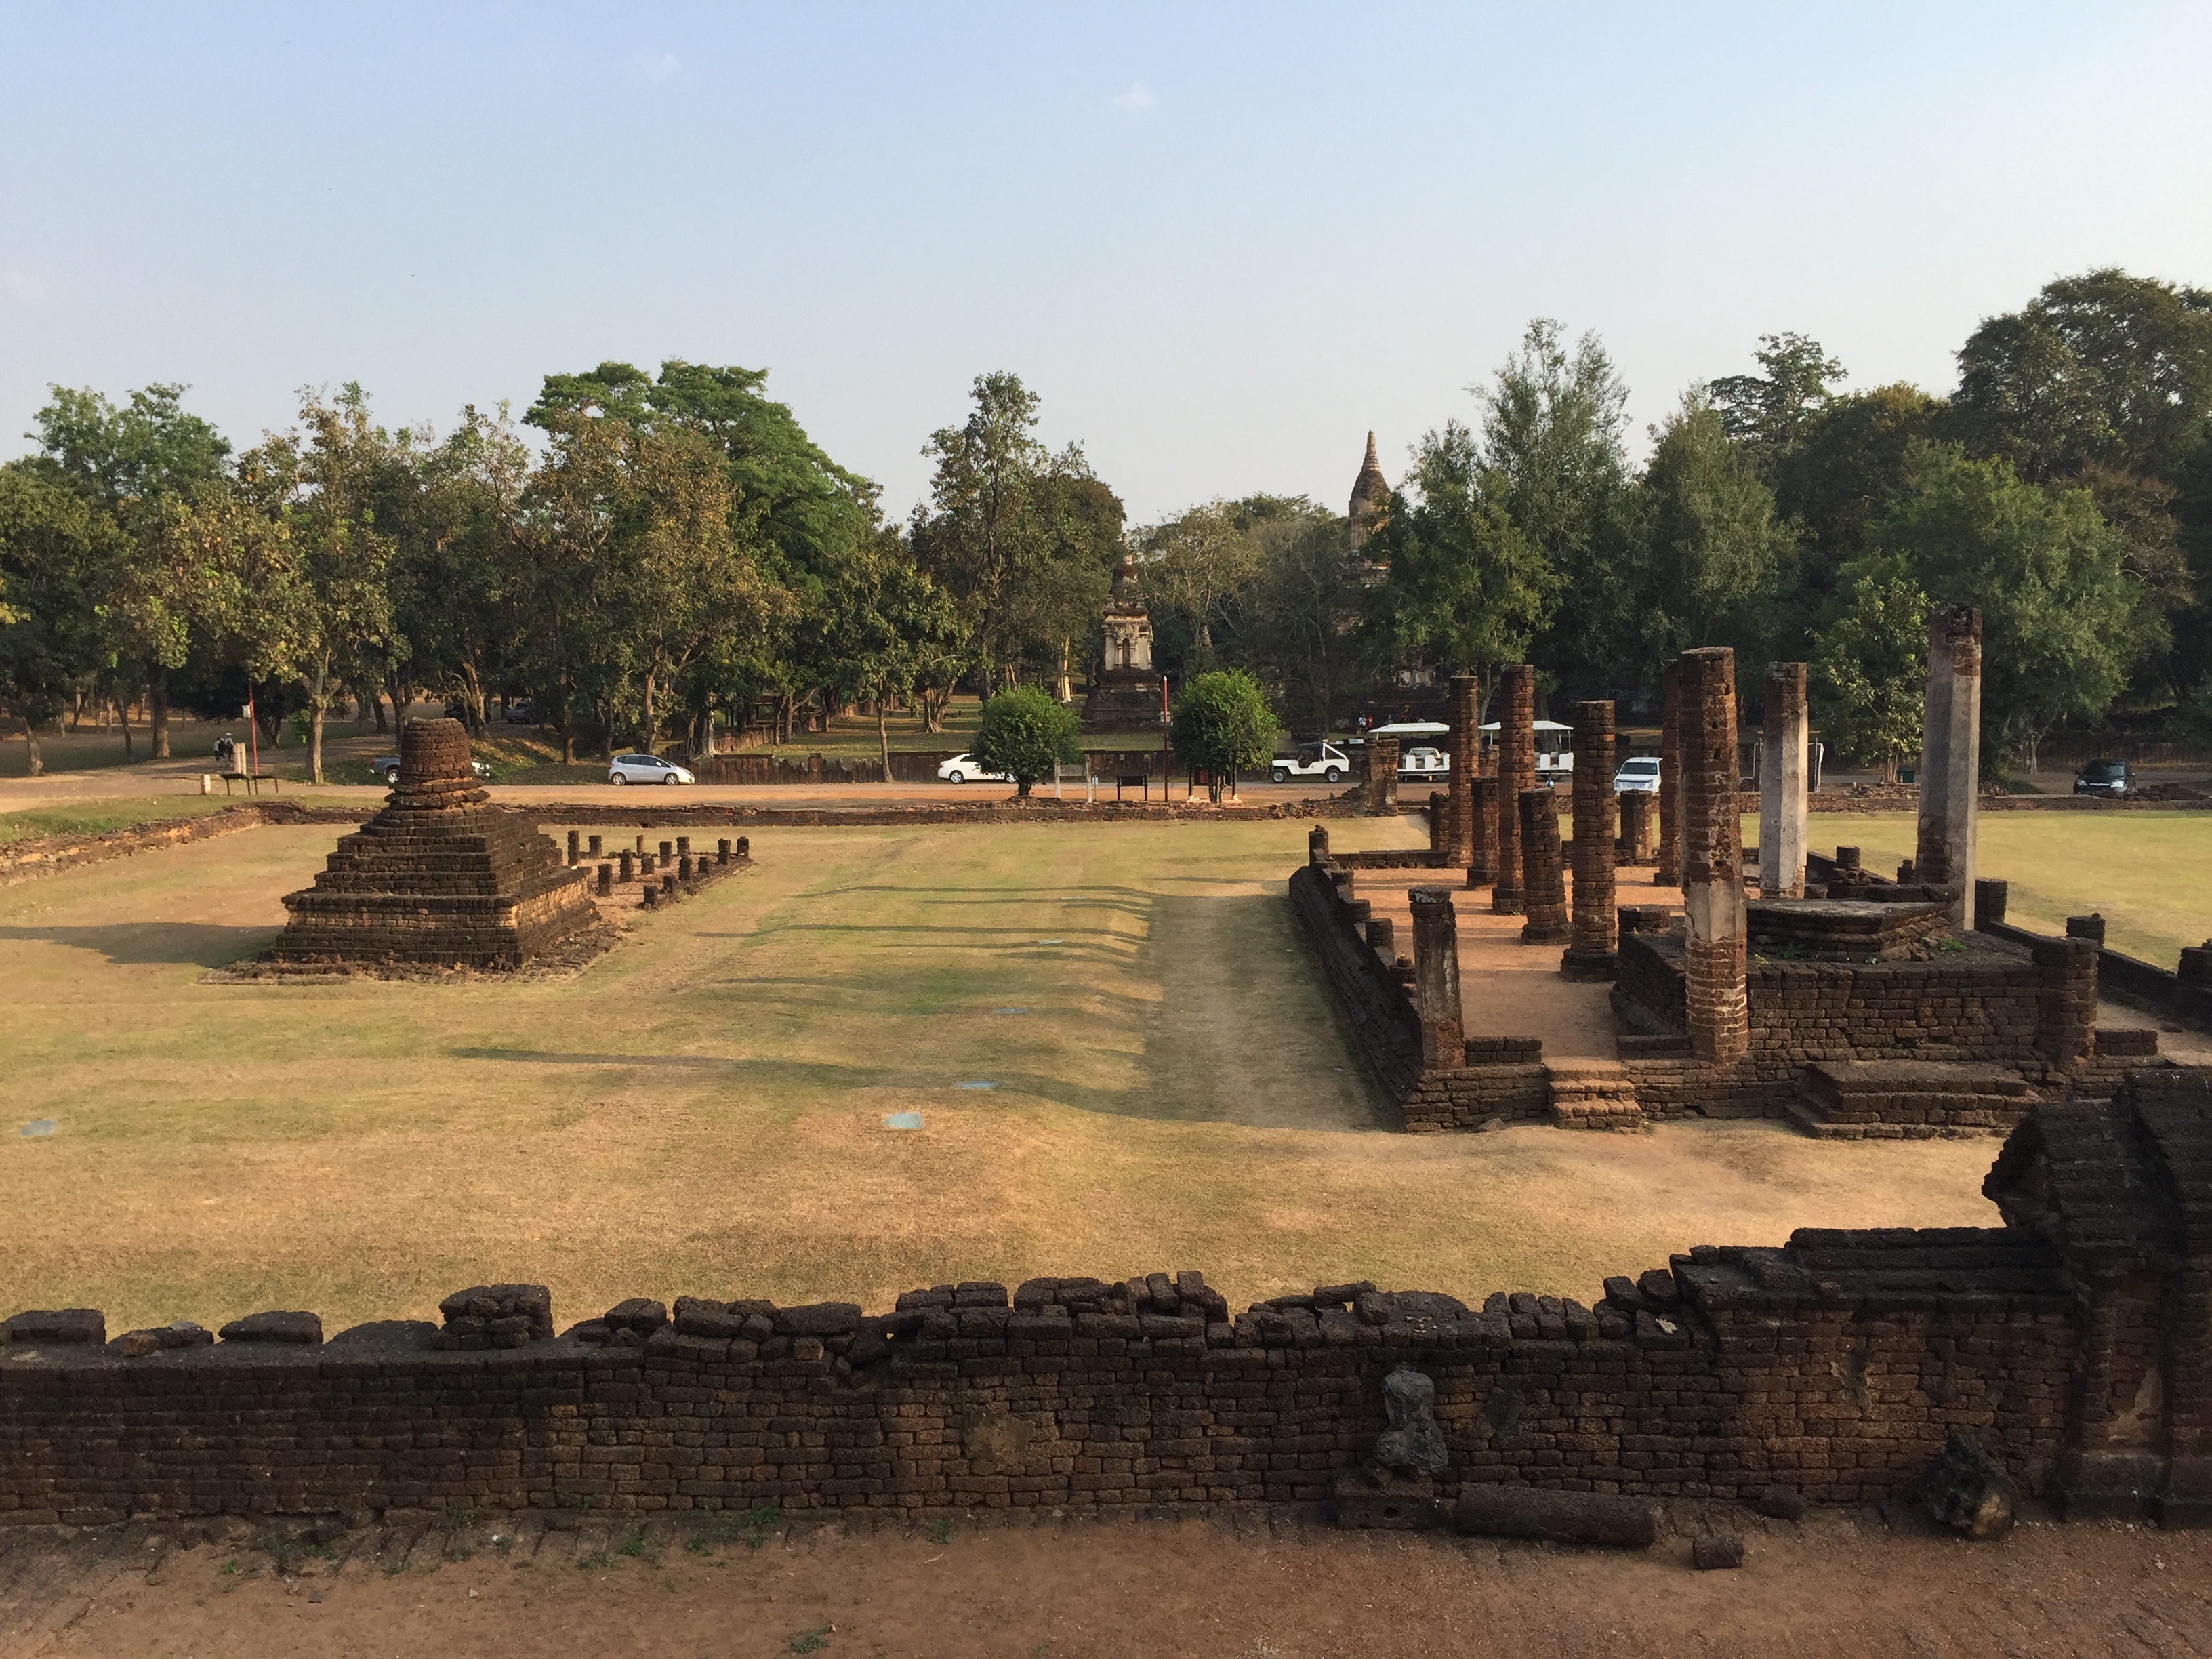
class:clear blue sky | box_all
[3,3,2208,523]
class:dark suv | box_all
[2074,758,2133,798]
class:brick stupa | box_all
[271,718,598,968]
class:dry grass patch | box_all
[0,811,2088,1334]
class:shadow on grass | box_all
[0,922,276,967]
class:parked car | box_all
[1271,740,1356,785]
[1614,755,1662,794]
[609,752,695,786]
[374,755,493,785]
[936,752,1011,784]
[2074,758,2133,798]
[1399,745,1449,782]
[503,699,538,724]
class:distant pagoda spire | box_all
[1348,430,1390,552]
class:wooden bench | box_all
[1113,774,1151,802]
[216,771,282,796]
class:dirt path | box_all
[1,1506,2205,1658]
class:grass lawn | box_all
[0,795,237,845]
[1796,809,2212,969]
[1,812,2018,1336]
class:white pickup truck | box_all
[1270,740,1357,784]
[1269,723,1453,785]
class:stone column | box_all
[618,850,635,884]
[565,830,581,867]
[1656,659,1683,886]
[1565,701,1617,977]
[1444,673,1479,866]
[1466,777,1496,888]
[1308,825,1331,865]
[1492,665,1535,914]
[1617,792,1653,863]
[1408,887,1464,1067]
[587,834,603,859]
[1679,648,1748,1061]
[1366,914,1395,960]
[596,863,613,896]
[1759,662,1809,900]
[1366,738,1401,813]
[718,838,732,865]
[1916,603,1983,926]
[1518,790,1570,944]
[1427,790,1446,853]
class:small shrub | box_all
[789,1629,832,1654]
[1168,671,1282,801]
[973,687,1082,797]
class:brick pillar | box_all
[1408,886,1464,1067]
[1366,914,1395,960]
[1679,648,1748,1061]
[1444,673,1479,866]
[1466,777,1496,888]
[1492,665,1534,914]
[2032,935,2099,1071]
[736,836,749,860]
[1517,790,1570,944]
[596,863,612,896]
[618,850,635,883]
[1617,792,1653,863]
[586,834,603,859]
[565,829,581,866]
[1565,700,1617,977]
[1975,878,2007,928]
[1366,738,1400,813]
[1916,602,1983,927]
[717,838,732,865]
[1656,659,1683,886]
[1308,825,1331,865]
[1427,790,1446,853]
[1759,662,1809,899]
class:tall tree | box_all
[1477,321,1637,684]
[1706,332,1846,470]
[1361,420,1558,689]
[1875,441,2145,773]
[1234,496,1364,738]
[0,466,110,774]
[25,384,231,756]
[815,532,966,777]
[1136,500,1263,676]
[1771,382,1942,592]
[911,373,1107,696]
[1809,554,1929,781]
[1630,394,1798,682]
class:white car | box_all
[609,752,695,786]
[937,753,1010,784]
[1271,740,1355,785]
[1614,755,1662,794]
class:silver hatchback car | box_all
[609,752,696,786]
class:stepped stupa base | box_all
[264,718,600,970]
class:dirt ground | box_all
[1,1503,2207,1659]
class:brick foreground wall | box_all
[0,1233,2078,1527]
[5,1082,2206,1531]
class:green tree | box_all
[1231,496,1362,738]
[816,533,966,778]
[1168,670,1281,801]
[0,465,112,774]
[1476,321,1637,684]
[1706,332,1846,470]
[1136,501,1263,675]
[1771,383,1942,590]
[972,683,1081,796]
[1951,268,2212,485]
[912,373,1112,697]
[1875,441,2145,773]
[1809,554,1929,781]
[1361,420,1558,689]
[1630,394,1798,680]
[25,383,231,756]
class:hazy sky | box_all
[3,3,2209,523]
